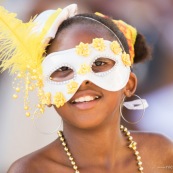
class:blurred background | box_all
[0,0,173,172]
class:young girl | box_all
[1,4,172,173]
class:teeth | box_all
[73,96,99,103]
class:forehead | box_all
[48,23,115,53]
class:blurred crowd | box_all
[0,0,173,172]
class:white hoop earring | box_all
[120,94,148,124]
[32,107,62,135]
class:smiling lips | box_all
[71,95,100,104]
[69,89,102,110]
[70,95,101,110]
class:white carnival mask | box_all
[42,38,131,108]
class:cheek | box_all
[104,91,123,112]
[53,104,80,127]
[53,104,69,118]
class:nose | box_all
[80,80,90,87]
[85,80,89,85]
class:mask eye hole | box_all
[92,57,116,73]
[50,66,74,82]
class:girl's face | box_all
[48,23,134,129]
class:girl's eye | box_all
[58,66,71,71]
[93,61,106,66]
[50,66,74,82]
[92,57,116,73]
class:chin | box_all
[62,111,112,130]
[55,100,118,130]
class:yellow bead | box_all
[128,136,133,141]
[73,165,78,170]
[12,94,18,99]
[71,161,75,165]
[60,137,64,141]
[64,147,68,151]
[75,171,80,173]
[62,142,66,146]
[130,141,136,147]
[67,152,71,156]
[132,146,137,150]
[15,87,20,92]
[126,131,130,136]
[37,104,41,108]
[24,106,29,110]
[133,142,137,146]
[139,166,144,171]
[135,151,139,155]
[123,127,127,132]
[120,125,124,130]
[40,108,44,113]
[58,133,62,137]
[137,156,141,160]
[17,73,22,78]
[69,157,73,161]
[57,130,62,134]
[25,112,30,117]
[138,161,142,166]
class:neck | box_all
[62,118,127,169]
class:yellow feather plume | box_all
[0,6,42,74]
[0,6,62,75]
[0,6,62,117]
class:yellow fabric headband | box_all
[95,12,137,64]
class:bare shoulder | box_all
[7,139,69,173]
[131,131,173,172]
[132,131,173,150]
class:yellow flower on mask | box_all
[54,92,66,108]
[110,41,122,55]
[122,53,131,66]
[92,38,105,51]
[67,81,78,94]
[78,63,91,75]
[42,92,51,105]
[76,42,90,56]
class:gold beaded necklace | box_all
[57,125,144,173]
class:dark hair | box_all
[52,13,151,64]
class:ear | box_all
[124,72,137,97]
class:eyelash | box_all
[93,60,106,66]
[57,66,71,72]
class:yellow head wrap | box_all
[95,12,137,64]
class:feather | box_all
[0,6,63,116]
[0,6,43,75]
[0,6,62,76]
